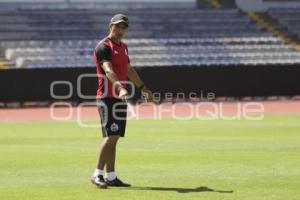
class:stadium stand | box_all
[0,0,299,102]
[3,37,300,68]
[0,1,299,69]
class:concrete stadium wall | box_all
[1,65,300,102]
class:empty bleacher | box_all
[0,1,299,69]
[3,37,300,68]
[0,8,266,40]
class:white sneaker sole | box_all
[91,178,108,189]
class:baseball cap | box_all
[110,14,129,26]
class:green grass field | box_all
[1,115,300,200]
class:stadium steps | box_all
[205,0,222,8]
[260,12,300,51]
[247,12,300,52]
[261,12,299,39]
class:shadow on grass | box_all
[116,186,233,193]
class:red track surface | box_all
[0,101,300,122]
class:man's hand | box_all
[141,86,153,102]
[118,87,128,99]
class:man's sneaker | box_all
[91,175,108,189]
[105,177,131,187]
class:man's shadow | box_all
[117,186,233,194]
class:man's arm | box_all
[102,61,128,98]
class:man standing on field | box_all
[91,14,152,189]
